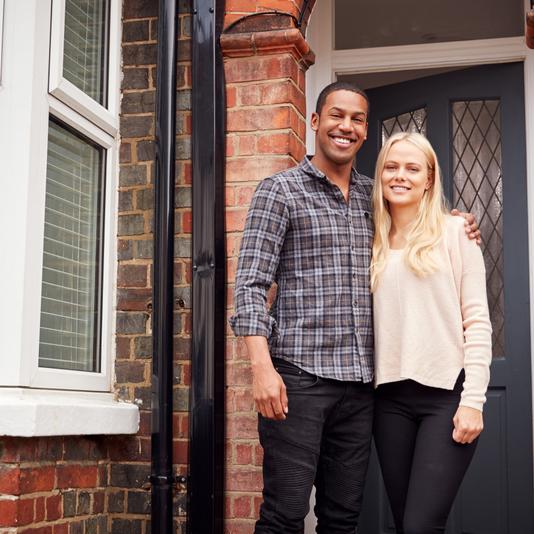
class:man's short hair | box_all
[315,81,370,116]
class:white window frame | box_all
[305,0,534,484]
[49,0,120,136]
[0,0,5,82]
[0,0,137,435]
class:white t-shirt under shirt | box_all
[373,215,492,412]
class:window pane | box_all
[39,119,105,372]
[63,0,109,105]
[381,107,427,146]
[451,100,504,358]
[335,0,524,50]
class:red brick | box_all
[232,495,252,518]
[226,156,293,183]
[93,490,105,514]
[182,210,192,233]
[56,465,98,489]
[173,440,189,465]
[254,444,264,466]
[225,55,297,84]
[0,498,17,527]
[227,86,237,108]
[53,524,69,534]
[225,209,249,233]
[19,467,55,494]
[226,414,257,440]
[237,135,257,156]
[35,497,45,523]
[237,81,305,116]
[20,527,53,534]
[227,106,291,132]
[234,388,255,412]
[235,444,253,465]
[117,264,148,288]
[17,498,34,526]
[45,494,61,521]
[0,465,20,494]
[227,363,252,386]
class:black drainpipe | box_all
[151,0,178,532]
[188,0,226,532]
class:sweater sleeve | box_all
[452,219,493,411]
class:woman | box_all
[371,132,492,534]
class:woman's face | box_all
[380,140,432,209]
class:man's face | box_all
[311,90,369,166]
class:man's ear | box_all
[311,112,319,131]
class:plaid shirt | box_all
[230,157,374,382]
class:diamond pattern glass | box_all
[452,100,504,358]
[381,108,427,145]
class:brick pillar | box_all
[221,8,315,531]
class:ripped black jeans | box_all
[255,358,374,534]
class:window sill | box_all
[0,388,139,437]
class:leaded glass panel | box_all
[381,108,427,145]
[452,99,504,358]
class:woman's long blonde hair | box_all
[370,132,448,292]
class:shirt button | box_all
[353,300,358,307]
[352,273,357,279]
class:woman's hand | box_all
[452,406,483,444]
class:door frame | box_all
[306,0,534,474]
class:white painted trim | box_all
[305,0,334,155]
[29,96,119,392]
[332,36,526,75]
[0,0,4,84]
[49,0,119,136]
[0,388,139,436]
[0,0,120,395]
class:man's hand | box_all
[245,336,288,420]
[451,208,481,245]
[452,405,483,444]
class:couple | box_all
[230,81,492,534]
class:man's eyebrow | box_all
[328,106,367,116]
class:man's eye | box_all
[353,117,364,123]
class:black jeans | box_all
[373,375,478,534]
[255,358,374,534]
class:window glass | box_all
[39,119,105,372]
[381,107,427,145]
[335,0,524,50]
[63,0,109,105]
[452,99,504,358]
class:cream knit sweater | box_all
[373,215,492,411]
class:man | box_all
[230,81,478,533]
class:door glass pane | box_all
[381,107,427,145]
[39,119,105,372]
[451,100,504,358]
[63,0,109,105]
[335,0,524,50]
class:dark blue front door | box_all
[358,62,534,534]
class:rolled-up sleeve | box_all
[229,176,289,338]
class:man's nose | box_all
[339,116,353,131]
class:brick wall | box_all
[222,1,315,531]
[115,0,192,532]
[0,1,316,532]
[0,0,192,532]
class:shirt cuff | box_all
[229,313,276,338]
